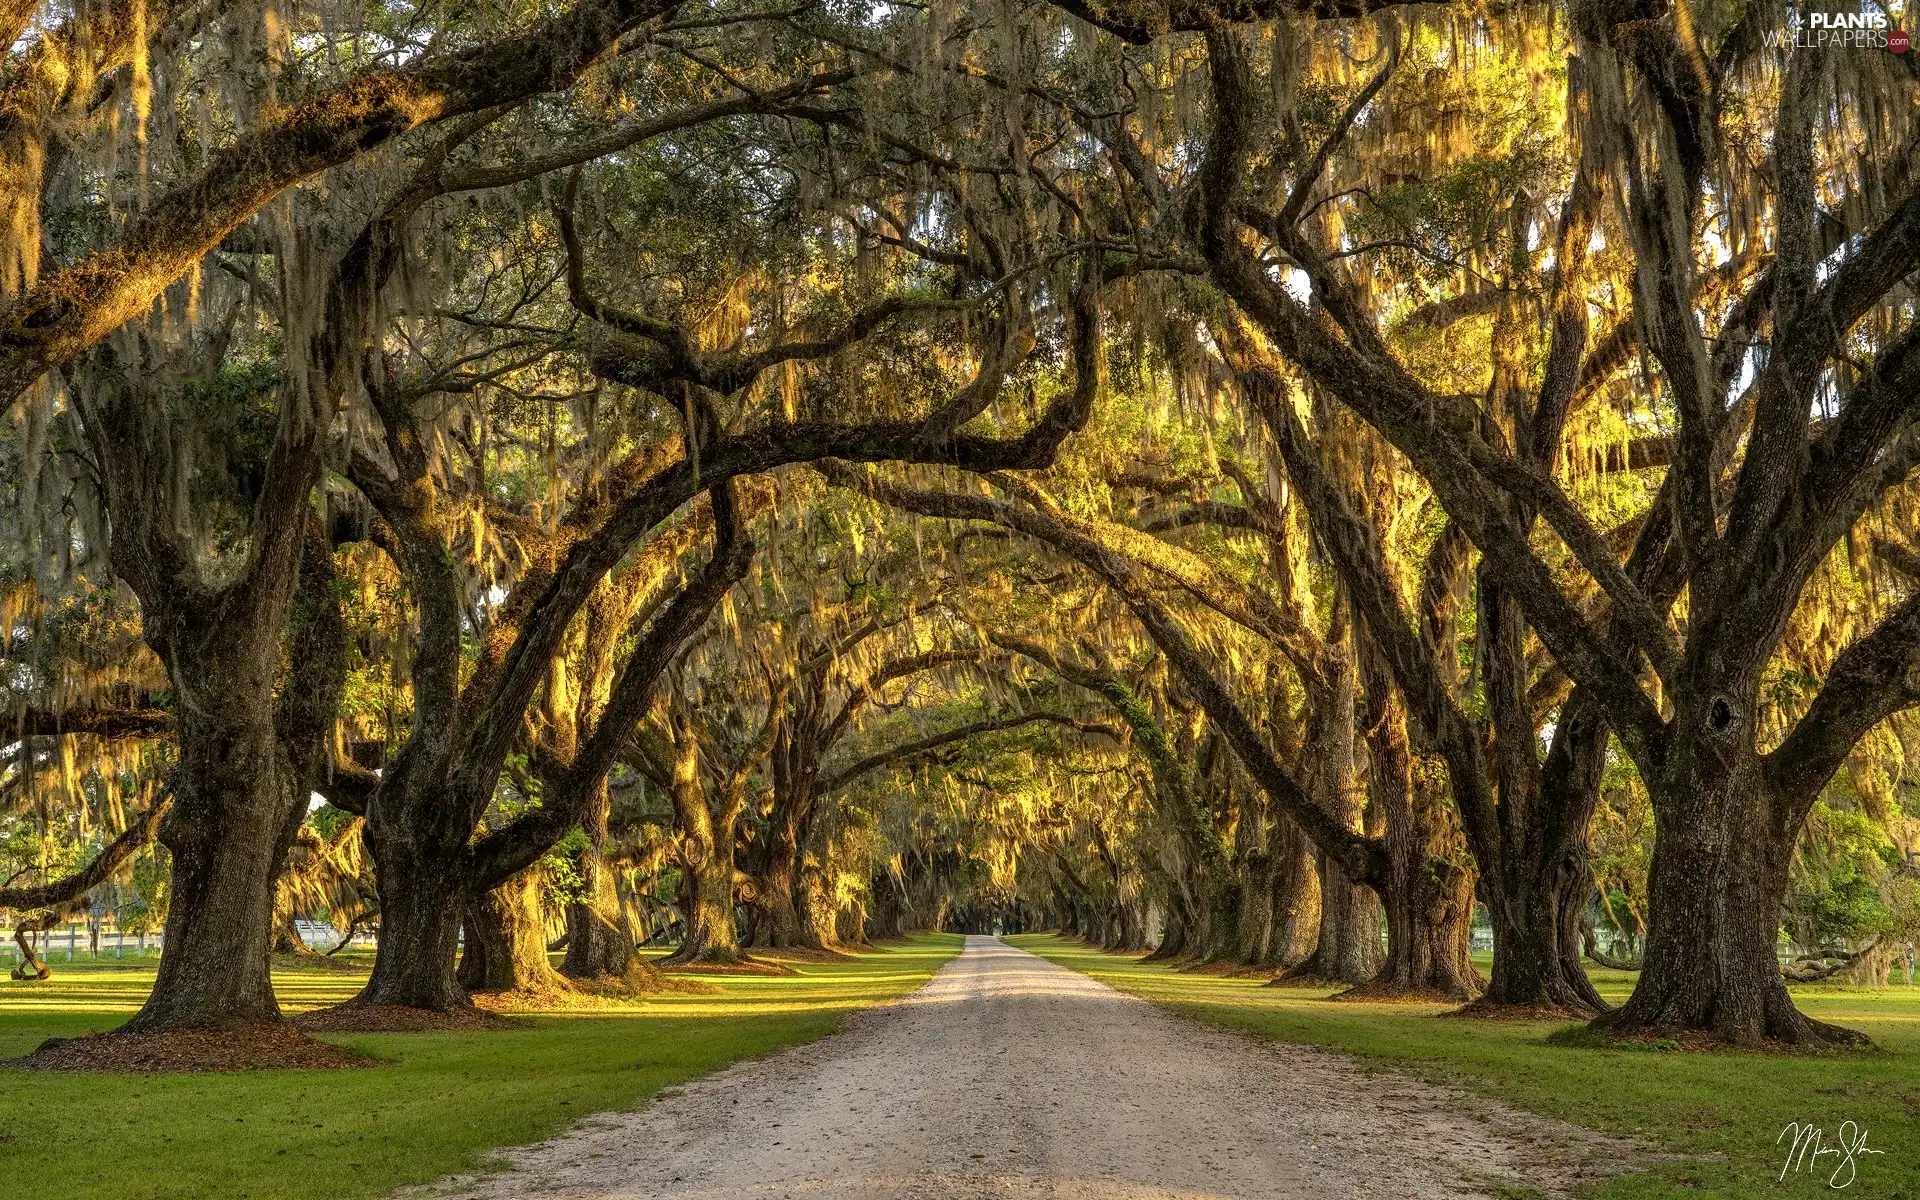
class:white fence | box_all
[1,925,160,963]
[0,920,375,964]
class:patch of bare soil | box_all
[1330,980,1479,1004]
[407,937,1647,1200]
[473,966,721,1013]
[655,956,795,976]
[1198,963,1285,979]
[1442,997,1595,1022]
[294,1003,527,1033]
[751,944,858,964]
[7,1022,375,1072]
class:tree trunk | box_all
[1356,660,1480,999]
[121,709,303,1032]
[562,780,633,979]
[1595,711,1864,1046]
[1148,900,1188,960]
[459,868,568,993]
[660,727,746,966]
[662,844,742,965]
[836,896,869,947]
[1474,691,1609,1014]
[1228,800,1280,965]
[354,797,471,1011]
[747,842,808,948]
[1281,644,1382,985]
[796,866,839,951]
[868,869,907,940]
[1196,876,1245,965]
[273,911,322,958]
[1284,856,1382,984]
[1269,818,1320,967]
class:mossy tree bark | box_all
[458,867,569,994]
[562,780,634,980]
[69,349,348,1034]
[656,708,777,967]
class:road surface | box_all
[412,936,1632,1199]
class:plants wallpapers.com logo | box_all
[1767,3,1912,50]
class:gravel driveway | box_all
[410,935,1635,1198]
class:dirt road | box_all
[412,936,1633,1199]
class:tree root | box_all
[1573,1006,1873,1052]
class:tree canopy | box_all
[2,0,1917,1054]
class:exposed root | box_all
[6,1021,375,1072]
[1572,1007,1873,1052]
[294,1003,527,1033]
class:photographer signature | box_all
[1777,1121,1884,1188]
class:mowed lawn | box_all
[0,934,963,1200]
[1015,934,1920,1200]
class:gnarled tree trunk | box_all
[1595,699,1861,1046]
[867,869,908,940]
[1282,644,1382,986]
[1449,684,1607,1016]
[1357,649,1479,999]
[355,775,472,1011]
[562,780,633,979]
[1268,817,1320,967]
[459,867,568,994]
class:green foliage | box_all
[1785,795,1905,949]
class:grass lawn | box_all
[1013,934,1920,1200]
[0,934,962,1200]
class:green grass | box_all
[1012,934,1920,1200]
[0,934,962,1200]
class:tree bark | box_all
[746,815,812,948]
[561,779,634,979]
[796,866,840,951]
[355,753,474,1011]
[459,867,568,994]
[1282,643,1382,985]
[663,835,743,966]
[658,715,752,966]
[749,862,806,947]
[1452,684,1606,1015]
[1355,645,1479,999]
[1268,817,1320,967]
[1148,900,1190,960]
[119,525,344,1033]
[1595,700,1865,1046]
